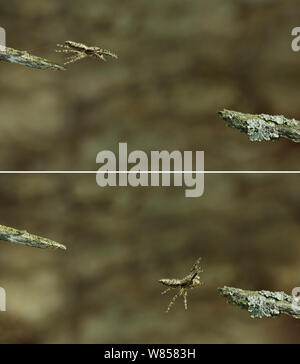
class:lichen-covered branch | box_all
[0,224,67,251]
[218,109,300,143]
[0,45,66,71]
[218,286,300,319]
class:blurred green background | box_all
[0,0,299,344]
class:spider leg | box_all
[166,292,179,313]
[64,53,82,60]
[183,290,188,310]
[94,53,107,62]
[56,44,72,49]
[165,288,184,313]
[63,53,86,65]
[56,44,80,55]
[103,49,118,59]
[55,49,79,54]
[161,287,172,295]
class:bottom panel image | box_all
[0,174,299,344]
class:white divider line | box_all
[0,171,299,174]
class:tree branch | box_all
[218,286,300,319]
[218,109,300,143]
[0,224,67,251]
[0,45,66,71]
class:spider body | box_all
[159,258,203,313]
[56,41,118,65]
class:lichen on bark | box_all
[218,109,300,143]
[219,286,300,319]
[0,45,66,71]
[0,224,67,251]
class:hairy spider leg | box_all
[55,44,78,52]
[161,287,172,295]
[57,51,79,56]
[183,290,188,310]
[166,288,186,313]
[64,53,80,59]
[94,53,107,62]
[56,43,74,49]
[63,53,87,65]
[63,55,80,63]
[55,49,79,55]
[102,49,118,59]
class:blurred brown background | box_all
[0,0,300,344]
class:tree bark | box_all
[218,109,300,143]
[0,45,66,71]
[0,224,66,251]
[219,286,300,319]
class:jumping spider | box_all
[159,257,204,313]
[56,41,118,65]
